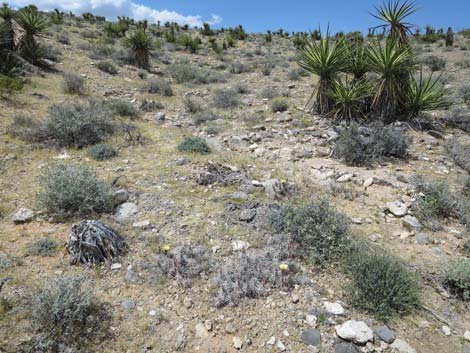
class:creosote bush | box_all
[88,143,117,161]
[345,248,421,320]
[96,60,118,75]
[271,97,289,112]
[37,163,114,218]
[177,136,211,154]
[443,259,470,301]
[268,198,351,265]
[193,111,218,125]
[62,72,86,94]
[107,99,139,118]
[423,55,446,71]
[334,124,410,166]
[30,274,109,351]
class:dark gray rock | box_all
[121,299,136,310]
[301,329,321,346]
[334,342,361,353]
[415,233,434,245]
[374,326,396,344]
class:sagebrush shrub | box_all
[62,72,86,94]
[183,96,202,113]
[444,108,470,132]
[167,59,196,83]
[193,111,218,125]
[107,99,139,118]
[269,198,351,265]
[334,124,410,166]
[27,238,59,256]
[213,89,240,108]
[37,163,114,218]
[345,249,421,320]
[177,136,211,154]
[96,61,118,75]
[423,55,446,71]
[40,101,115,148]
[147,78,173,96]
[88,143,117,161]
[30,275,109,350]
[271,97,289,112]
[443,259,470,301]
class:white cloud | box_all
[8,0,222,27]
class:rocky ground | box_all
[1,16,470,353]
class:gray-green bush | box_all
[27,238,59,256]
[88,143,117,161]
[443,259,470,301]
[147,78,173,96]
[177,136,211,154]
[213,89,240,108]
[62,72,86,94]
[96,61,118,75]
[271,97,289,112]
[37,163,114,218]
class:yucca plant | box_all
[297,32,347,114]
[15,7,48,45]
[124,29,152,69]
[326,79,371,122]
[372,0,417,45]
[345,42,370,80]
[404,71,450,118]
[367,38,415,121]
[0,3,15,50]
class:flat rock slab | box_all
[335,320,373,344]
[386,201,408,217]
[11,207,34,223]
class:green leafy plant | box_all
[177,136,211,154]
[443,259,470,301]
[62,72,86,95]
[345,248,421,320]
[326,79,370,121]
[88,143,117,161]
[271,97,289,112]
[27,238,59,256]
[124,29,151,69]
[96,61,118,75]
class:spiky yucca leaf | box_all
[326,79,371,122]
[367,38,415,121]
[297,33,347,114]
[372,0,417,45]
[345,42,370,80]
[0,3,15,50]
[15,7,48,42]
[124,29,151,69]
[405,72,450,118]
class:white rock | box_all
[323,301,345,315]
[267,336,276,345]
[276,339,286,352]
[115,202,138,222]
[442,325,451,336]
[232,240,251,251]
[364,177,374,187]
[306,314,317,326]
[110,263,122,270]
[390,339,416,353]
[233,337,243,349]
[463,330,470,342]
[195,322,209,338]
[386,201,408,217]
[337,174,353,183]
[11,207,34,224]
[335,320,373,344]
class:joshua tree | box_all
[446,27,454,47]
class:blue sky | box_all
[9,0,470,33]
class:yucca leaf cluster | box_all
[297,0,449,123]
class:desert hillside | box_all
[0,2,469,353]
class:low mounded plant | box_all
[345,248,421,320]
[193,111,218,125]
[37,163,114,218]
[88,143,117,161]
[271,97,289,112]
[96,61,118,75]
[213,89,240,108]
[177,136,211,154]
[147,78,173,96]
[62,72,86,95]
[30,274,109,350]
[107,99,139,118]
[268,198,351,265]
[27,238,59,256]
[334,123,410,166]
[443,258,470,301]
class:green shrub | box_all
[147,78,173,96]
[234,82,250,94]
[334,124,410,166]
[27,238,59,256]
[107,99,139,118]
[269,198,351,265]
[0,75,24,94]
[443,259,470,301]
[96,61,118,75]
[345,249,421,320]
[260,87,281,99]
[56,32,70,45]
[193,111,218,125]
[88,143,117,161]
[38,101,115,148]
[167,60,196,83]
[37,163,114,218]
[62,72,86,94]
[183,96,202,113]
[213,89,240,108]
[423,55,446,71]
[229,61,251,74]
[30,275,109,350]
[271,97,289,112]
[177,136,211,154]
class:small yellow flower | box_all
[279,263,289,271]
[162,245,171,252]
